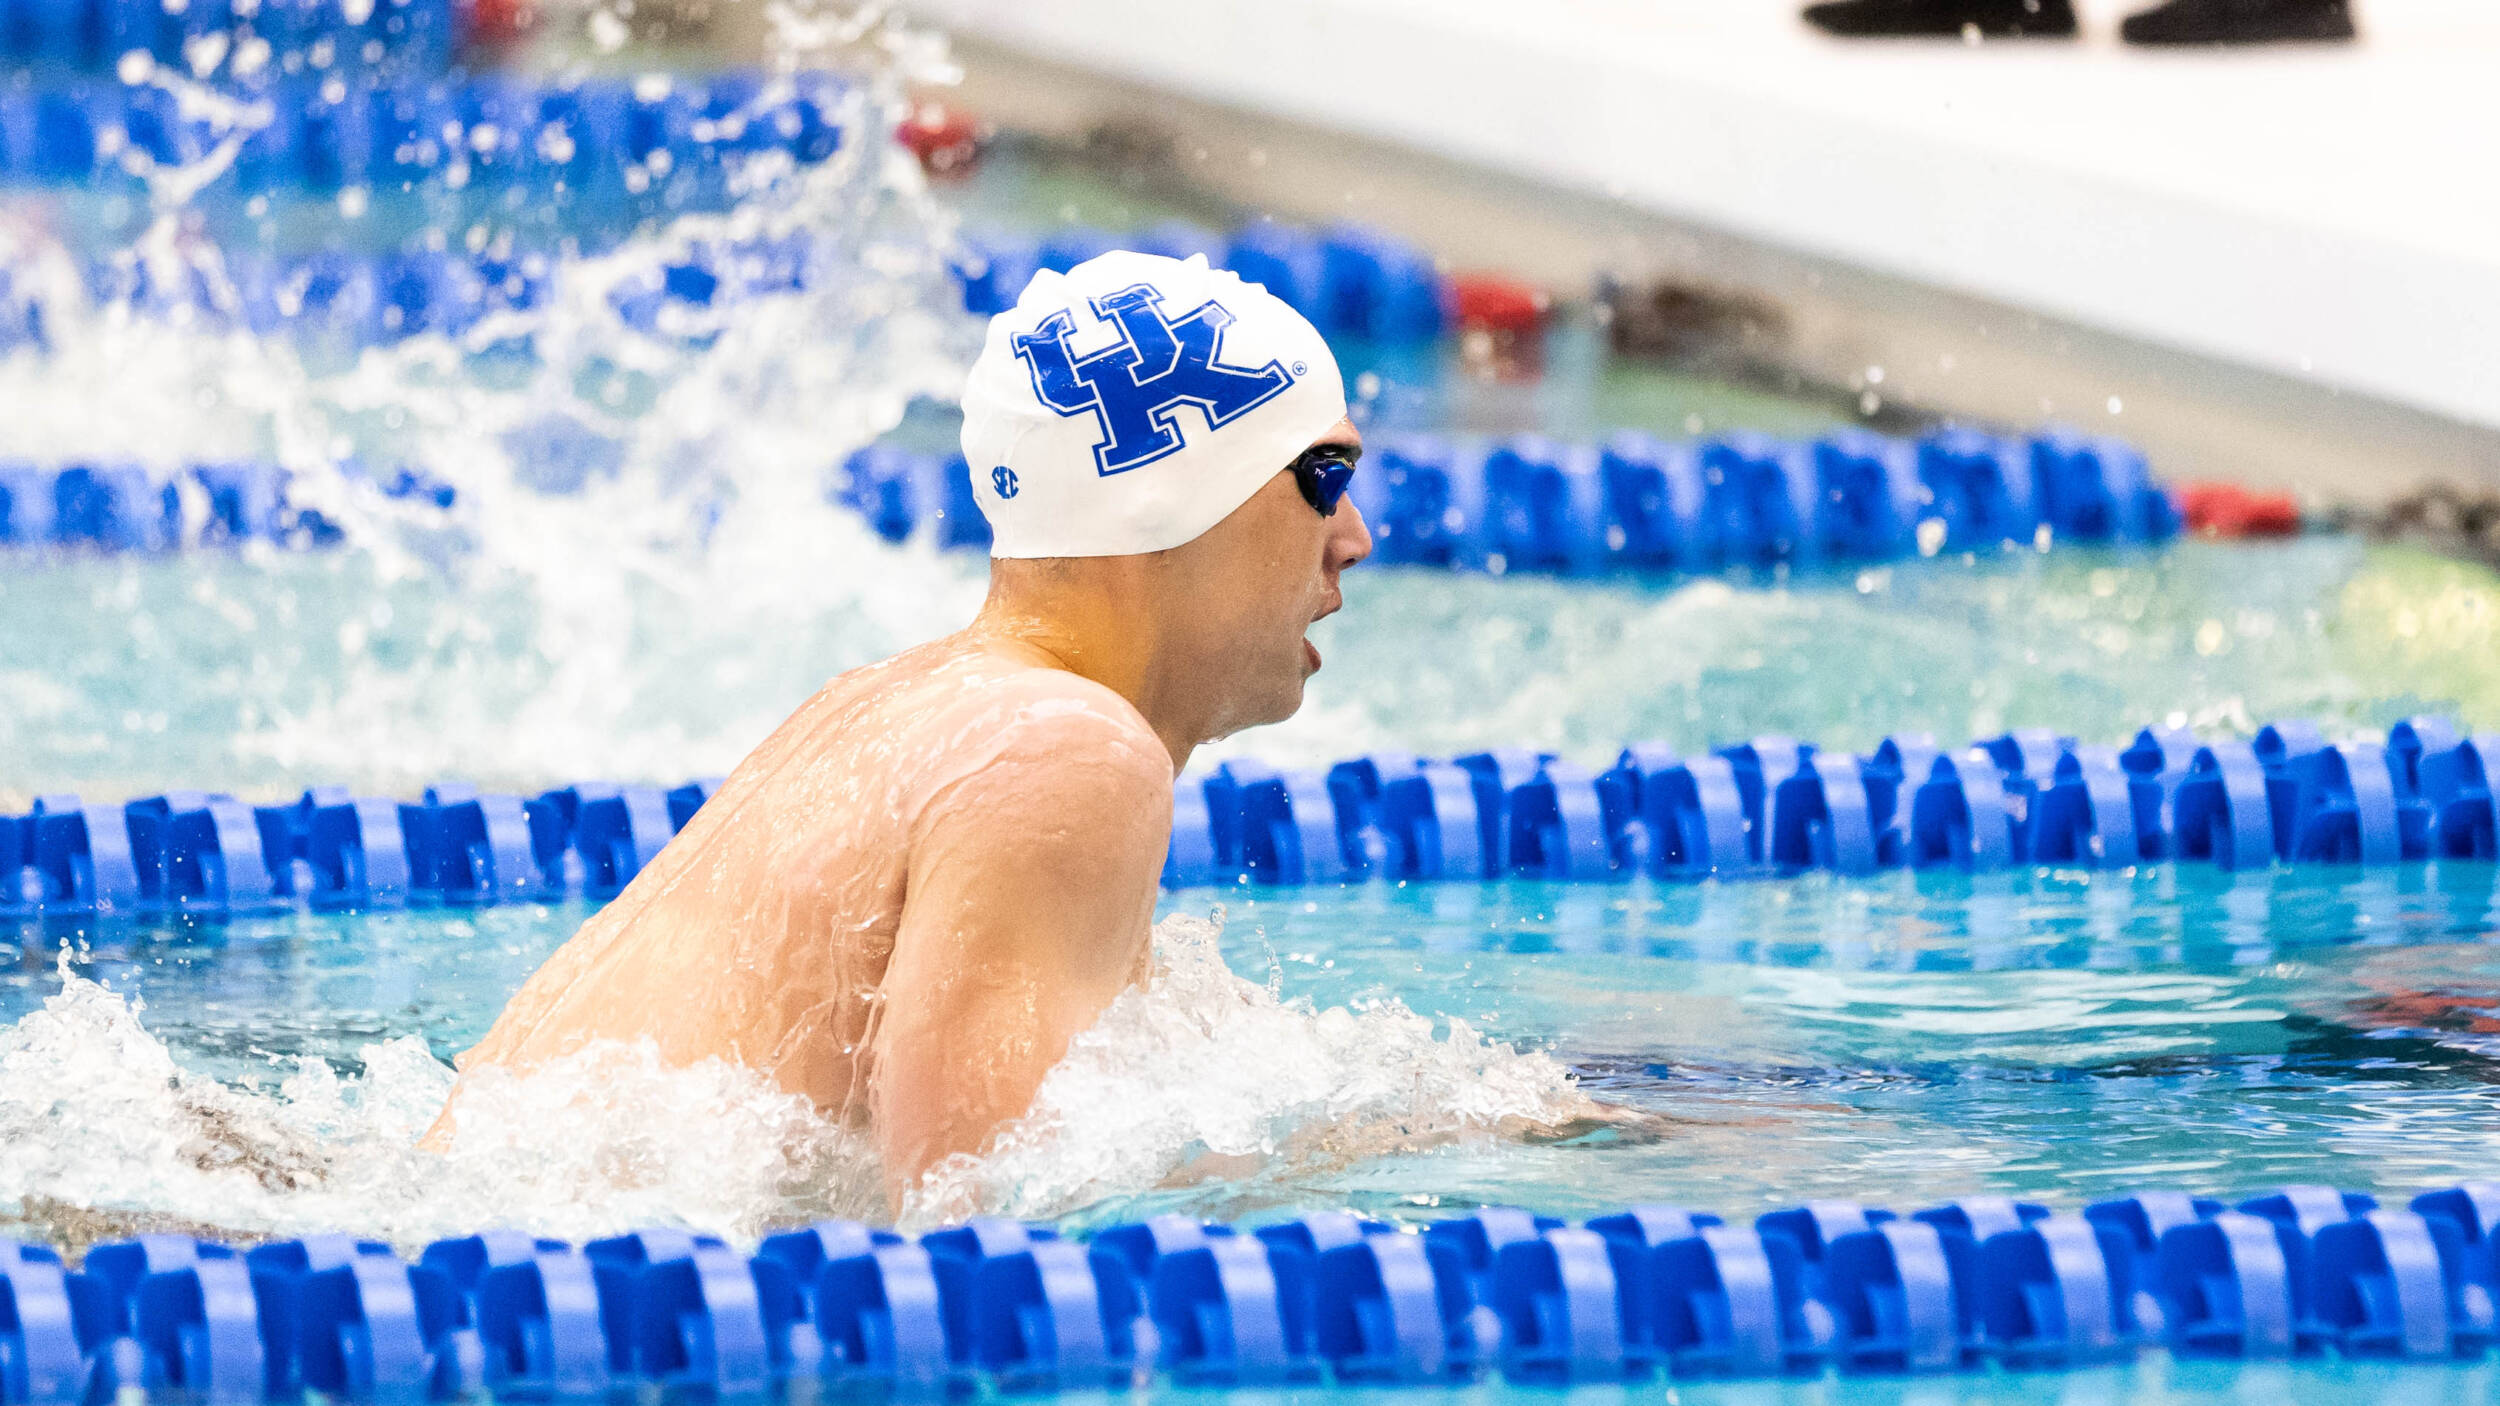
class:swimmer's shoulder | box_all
[908,641,1164,747]
[901,650,1175,827]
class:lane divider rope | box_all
[3,715,2490,921]
[0,71,847,205]
[3,1185,2499,1397]
[1170,716,2494,886]
[0,0,459,77]
[842,423,2179,569]
[0,425,2176,571]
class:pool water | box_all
[5,531,2495,801]
[7,19,2500,1401]
[12,859,2500,1226]
[7,861,2500,1398]
[1160,1363,2500,1404]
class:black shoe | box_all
[2121,0,2355,44]
[1803,0,2078,38]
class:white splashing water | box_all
[0,955,877,1247]
[0,0,1597,1242]
[902,913,1592,1226]
[0,0,994,793]
[0,915,1585,1245]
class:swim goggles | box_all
[1290,444,1359,517]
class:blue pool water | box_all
[5,436,2500,1400]
[11,859,2500,1230]
[7,14,2500,1399]
[6,532,2497,800]
[7,857,2500,1398]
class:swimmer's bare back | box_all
[441,633,1174,1203]
[447,249,1373,1208]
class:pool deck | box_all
[904,0,2500,503]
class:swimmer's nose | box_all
[1329,499,1373,574]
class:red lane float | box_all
[2179,482,2303,538]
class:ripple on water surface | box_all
[4,534,2496,802]
[3,864,2495,1241]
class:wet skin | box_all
[443,422,1372,1207]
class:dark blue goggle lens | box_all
[1293,450,1357,517]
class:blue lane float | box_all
[0,71,845,200]
[1,230,833,360]
[0,423,2177,566]
[0,777,718,920]
[955,218,1448,346]
[1168,715,2497,888]
[0,460,350,550]
[0,216,1425,368]
[3,716,2494,921]
[4,1186,2500,1398]
[841,424,2179,570]
[0,0,458,78]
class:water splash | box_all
[0,956,878,1249]
[0,913,1586,1247]
[901,912,1592,1228]
[0,0,992,795]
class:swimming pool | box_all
[13,857,2500,1224]
[6,529,2500,1398]
[8,1,2500,1396]
[6,839,2500,1398]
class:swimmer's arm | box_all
[871,711,1172,1203]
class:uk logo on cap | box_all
[962,250,1347,559]
[1011,281,1297,476]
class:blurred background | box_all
[897,0,2500,504]
[0,0,2495,802]
[6,0,2500,1284]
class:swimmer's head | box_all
[960,250,1349,560]
[963,251,1370,745]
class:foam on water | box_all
[6,0,2500,798]
[0,0,993,793]
[9,0,2500,1286]
[0,955,875,1248]
[0,0,1607,1252]
[0,913,1585,1247]
[902,913,1592,1226]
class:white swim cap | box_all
[960,250,1348,559]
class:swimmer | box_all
[441,251,1371,1206]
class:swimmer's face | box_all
[1166,419,1372,737]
